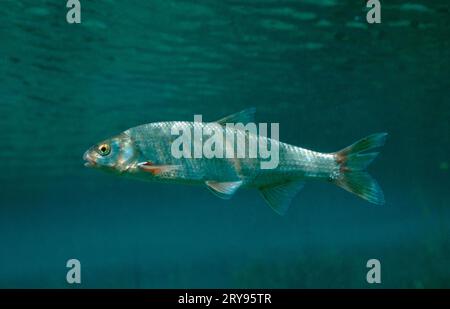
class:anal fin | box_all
[259,180,304,215]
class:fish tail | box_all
[331,133,387,205]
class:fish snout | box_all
[83,150,96,167]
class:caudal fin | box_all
[332,133,387,205]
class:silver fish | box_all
[83,108,387,214]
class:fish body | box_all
[83,109,387,214]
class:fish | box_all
[83,108,387,215]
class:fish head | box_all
[83,132,138,173]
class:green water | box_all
[0,0,449,288]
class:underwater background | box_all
[0,0,449,288]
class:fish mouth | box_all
[83,151,96,167]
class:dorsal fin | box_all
[205,180,243,199]
[215,108,256,126]
[259,181,304,215]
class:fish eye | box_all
[97,143,111,156]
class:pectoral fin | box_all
[138,162,180,175]
[259,181,304,215]
[205,180,243,199]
